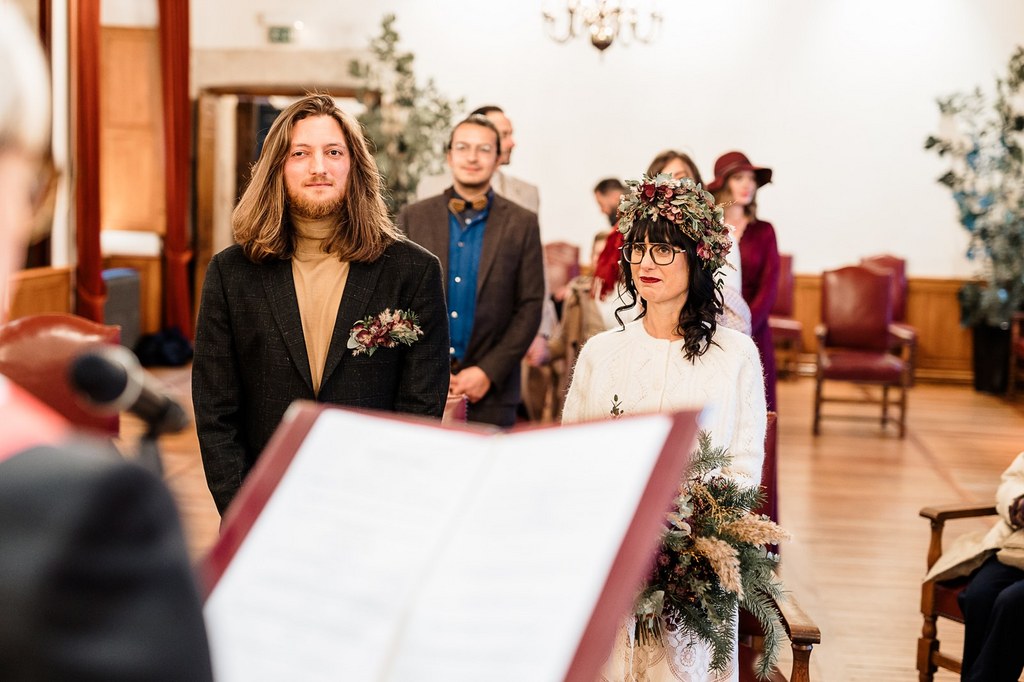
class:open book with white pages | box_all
[202,402,699,682]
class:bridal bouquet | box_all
[634,431,790,678]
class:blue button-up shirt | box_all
[447,191,492,362]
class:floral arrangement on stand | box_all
[349,15,464,216]
[924,46,1024,328]
[634,431,790,678]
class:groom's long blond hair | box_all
[232,94,401,264]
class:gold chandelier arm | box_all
[629,10,662,44]
[543,1,661,51]
[542,7,578,43]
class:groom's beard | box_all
[287,188,345,221]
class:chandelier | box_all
[542,1,662,52]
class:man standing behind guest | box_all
[417,104,554,408]
[593,177,627,227]
[399,115,545,427]
[416,105,539,212]
[193,94,450,516]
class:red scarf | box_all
[593,228,625,300]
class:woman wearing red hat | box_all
[708,151,779,413]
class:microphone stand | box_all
[132,399,189,477]
[136,423,165,477]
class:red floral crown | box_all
[617,174,732,271]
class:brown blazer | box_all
[398,191,545,421]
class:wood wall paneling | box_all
[100,27,165,235]
[7,266,73,320]
[193,93,218,319]
[99,26,164,335]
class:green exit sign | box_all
[267,25,292,44]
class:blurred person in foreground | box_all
[0,5,212,679]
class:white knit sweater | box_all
[562,320,767,488]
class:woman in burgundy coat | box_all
[708,151,779,411]
[709,151,780,526]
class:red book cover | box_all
[202,403,698,682]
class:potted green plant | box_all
[925,46,1024,393]
[349,15,463,216]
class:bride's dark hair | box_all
[615,217,724,361]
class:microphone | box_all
[69,345,190,436]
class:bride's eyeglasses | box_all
[620,243,683,266]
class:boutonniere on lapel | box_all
[347,308,424,357]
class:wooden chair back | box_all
[543,241,581,303]
[442,394,468,423]
[860,254,908,322]
[772,253,796,317]
[821,266,893,352]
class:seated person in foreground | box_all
[925,451,1024,682]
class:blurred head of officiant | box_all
[0,2,52,314]
[0,7,214,680]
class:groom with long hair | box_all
[193,94,450,515]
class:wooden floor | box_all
[123,368,1024,681]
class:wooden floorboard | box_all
[122,367,1024,680]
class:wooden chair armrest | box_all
[920,503,998,568]
[888,322,917,345]
[775,592,820,682]
[776,592,821,645]
[919,503,997,522]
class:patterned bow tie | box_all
[448,196,488,214]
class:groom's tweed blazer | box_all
[193,238,450,514]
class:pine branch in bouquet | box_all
[635,430,790,679]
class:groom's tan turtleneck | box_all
[290,215,349,395]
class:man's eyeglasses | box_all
[450,142,495,156]
[621,243,683,266]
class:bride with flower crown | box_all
[562,175,766,681]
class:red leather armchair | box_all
[0,313,121,435]
[769,253,803,378]
[543,241,581,305]
[442,394,468,423]
[860,254,918,385]
[813,266,913,437]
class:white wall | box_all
[189,0,1023,276]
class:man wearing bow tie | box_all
[398,115,544,428]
